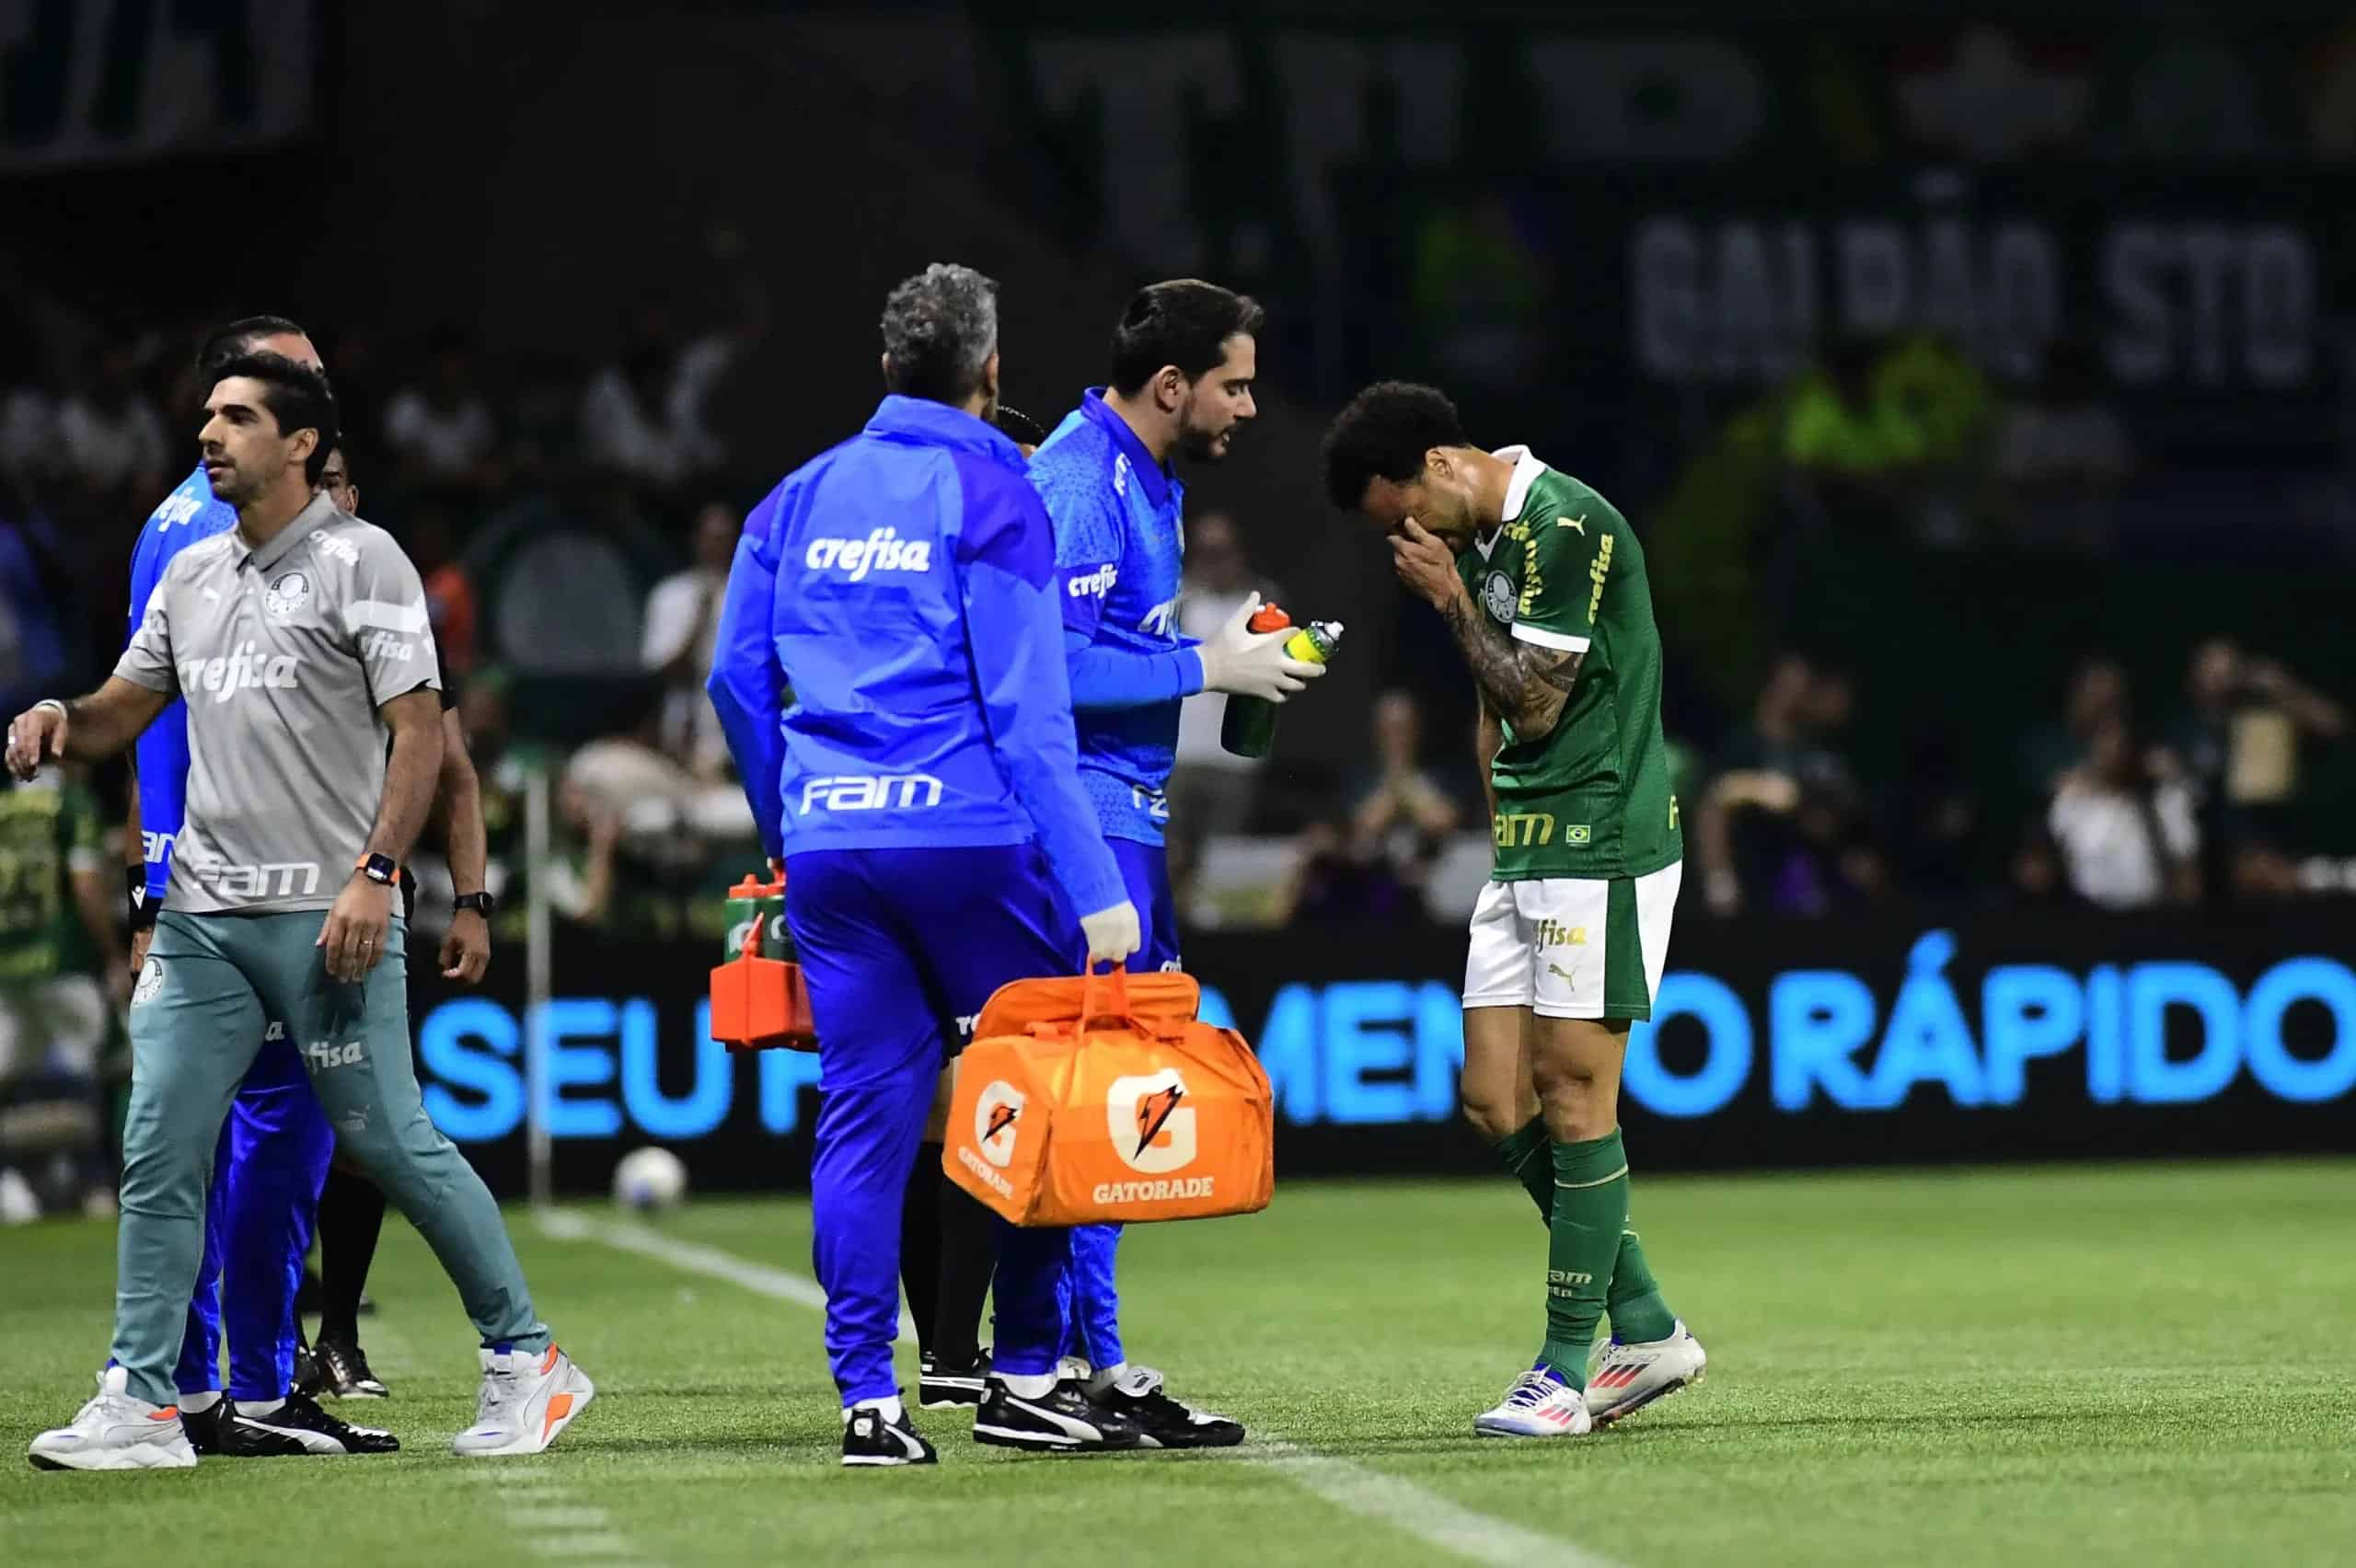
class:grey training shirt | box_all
[114,492,442,915]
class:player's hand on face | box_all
[440,909,491,984]
[1389,518,1461,609]
[4,705,64,781]
[318,875,395,984]
[1079,899,1142,969]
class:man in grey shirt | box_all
[10,352,594,1471]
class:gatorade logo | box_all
[974,1080,1025,1169]
[1107,1069,1196,1174]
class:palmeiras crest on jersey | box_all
[1480,570,1517,625]
[265,571,311,620]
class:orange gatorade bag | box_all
[709,870,818,1052]
[943,967,1274,1228]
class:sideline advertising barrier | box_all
[410,905,2356,1195]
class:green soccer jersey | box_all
[1455,447,1682,881]
[0,777,106,983]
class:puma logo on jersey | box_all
[1139,596,1179,637]
[1557,514,1587,535]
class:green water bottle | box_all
[722,869,791,961]
[1220,605,1343,759]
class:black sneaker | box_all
[292,1333,321,1400]
[972,1377,1144,1454]
[218,1391,398,1456]
[918,1347,991,1410]
[313,1338,390,1400]
[840,1403,936,1468]
[1086,1366,1244,1448]
[179,1398,226,1456]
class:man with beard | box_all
[951,281,1317,1449]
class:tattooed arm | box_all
[1392,519,1583,744]
[1438,589,1584,743]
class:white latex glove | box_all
[1079,899,1142,969]
[1194,592,1326,704]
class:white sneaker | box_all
[453,1344,594,1457]
[28,1366,199,1471]
[1584,1320,1707,1424]
[1472,1367,1593,1438]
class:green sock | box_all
[1605,1226,1677,1343]
[1490,1116,1553,1225]
[1541,1128,1629,1388]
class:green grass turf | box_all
[4,1161,2353,1567]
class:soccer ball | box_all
[612,1147,688,1213]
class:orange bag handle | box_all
[1078,963,1134,1030]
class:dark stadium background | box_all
[6,0,2353,1198]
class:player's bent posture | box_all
[16,353,587,1471]
[1322,382,1706,1439]
[1023,280,1311,1447]
[708,264,1144,1468]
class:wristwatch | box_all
[355,852,399,887]
[453,891,497,916]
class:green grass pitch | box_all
[4,1161,2353,1566]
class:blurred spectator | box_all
[2048,717,2198,909]
[542,776,623,930]
[2163,638,2346,811]
[2020,654,2129,797]
[1274,816,1410,926]
[1995,340,2132,553]
[1693,655,1880,916]
[0,770,120,1220]
[2007,825,2072,908]
[1169,511,1283,893]
[2162,638,2346,901]
[1353,691,1461,897]
[383,327,501,488]
[641,501,739,780]
[55,344,167,501]
[580,303,735,489]
[0,386,52,486]
[412,500,479,676]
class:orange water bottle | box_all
[1218,605,1342,759]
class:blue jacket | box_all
[126,464,237,903]
[708,395,1124,919]
[1030,390,1204,846]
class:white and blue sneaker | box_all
[1472,1364,1593,1439]
[28,1366,200,1471]
[453,1343,594,1457]
[1584,1321,1706,1425]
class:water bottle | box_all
[1220,605,1343,759]
[723,868,791,961]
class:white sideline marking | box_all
[537,1210,918,1342]
[537,1211,1623,1568]
[509,1506,612,1528]
[525,1534,635,1558]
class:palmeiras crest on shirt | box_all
[1480,570,1517,625]
[264,571,311,620]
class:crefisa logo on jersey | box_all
[803,527,932,582]
[1481,571,1517,624]
[264,571,311,619]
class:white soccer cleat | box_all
[27,1366,199,1471]
[453,1344,595,1458]
[1584,1320,1707,1424]
[1472,1366,1594,1439]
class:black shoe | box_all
[313,1338,390,1400]
[179,1398,226,1456]
[218,1391,398,1456]
[918,1347,991,1410]
[841,1403,936,1468]
[1085,1366,1245,1449]
[972,1377,1144,1454]
[291,1335,322,1400]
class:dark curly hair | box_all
[1320,380,1467,512]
